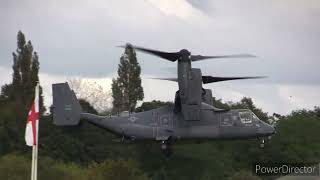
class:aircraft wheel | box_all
[260,138,265,148]
[161,140,172,158]
[161,141,167,150]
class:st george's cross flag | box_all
[25,83,40,146]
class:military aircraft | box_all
[52,45,275,158]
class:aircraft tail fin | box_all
[52,83,82,126]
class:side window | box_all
[239,112,252,124]
[220,114,233,126]
[252,113,260,122]
[232,115,238,121]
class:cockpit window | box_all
[239,111,253,124]
[252,113,260,121]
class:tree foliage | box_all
[0,154,149,180]
[1,31,44,113]
[229,171,262,180]
[135,100,173,112]
[0,31,44,153]
[230,97,269,122]
[68,78,112,113]
[111,43,144,113]
[79,99,98,114]
[213,97,270,122]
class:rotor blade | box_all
[202,76,266,84]
[191,54,256,61]
[148,77,178,82]
[118,45,180,62]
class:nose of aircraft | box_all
[257,122,276,136]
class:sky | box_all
[0,0,319,115]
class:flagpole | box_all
[34,144,38,180]
[35,82,39,180]
[31,145,35,180]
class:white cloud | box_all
[204,82,320,115]
[277,84,320,112]
[145,0,208,20]
[0,0,319,115]
[0,66,11,85]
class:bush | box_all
[0,154,149,180]
[229,171,262,180]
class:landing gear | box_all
[260,138,265,148]
[161,140,172,158]
[267,135,272,140]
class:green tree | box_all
[87,159,149,180]
[229,171,261,180]
[135,100,173,112]
[12,53,21,92]
[112,43,144,113]
[212,97,231,109]
[0,31,44,154]
[79,99,98,114]
[111,79,123,113]
[1,31,44,113]
[0,154,30,180]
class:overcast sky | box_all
[1,0,319,115]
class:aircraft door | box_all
[159,114,172,128]
[155,113,173,140]
[219,112,239,138]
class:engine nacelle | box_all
[181,68,202,120]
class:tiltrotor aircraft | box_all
[52,45,275,157]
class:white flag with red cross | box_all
[25,83,40,146]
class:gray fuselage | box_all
[81,105,275,141]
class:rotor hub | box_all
[179,49,191,56]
